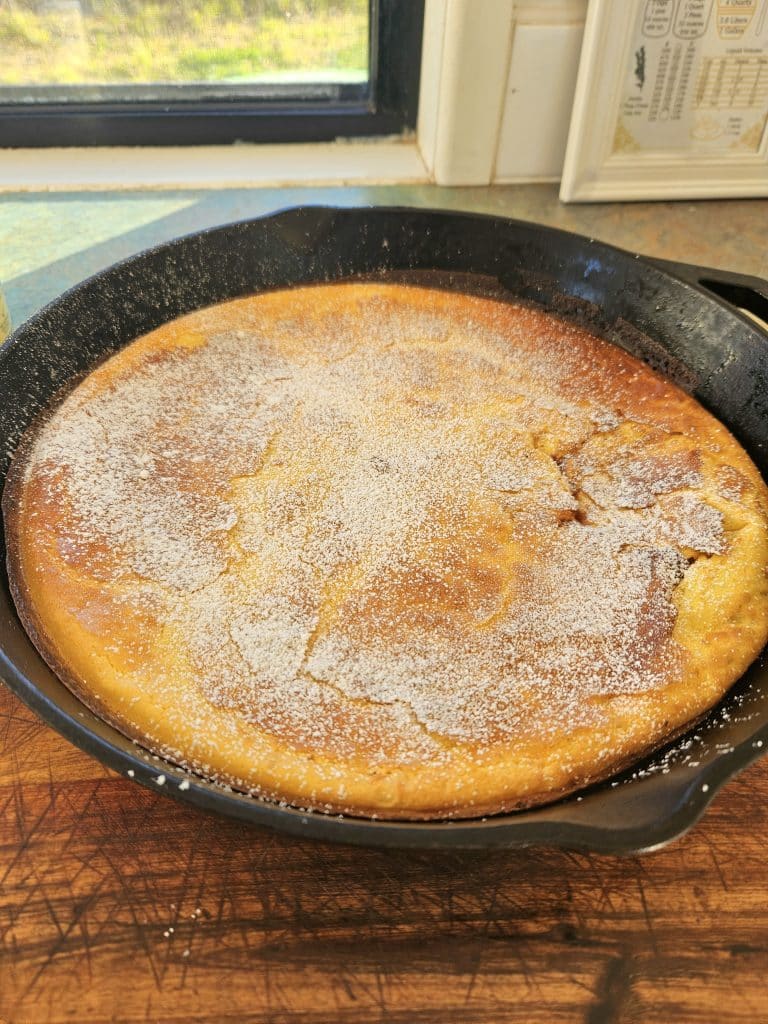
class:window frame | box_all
[0,0,423,147]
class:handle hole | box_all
[700,278,768,332]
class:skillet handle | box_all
[648,256,768,331]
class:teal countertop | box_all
[2,183,767,332]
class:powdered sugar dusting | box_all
[22,283,730,765]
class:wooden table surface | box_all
[2,682,768,1024]
[3,186,768,1023]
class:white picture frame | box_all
[560,0,768,202]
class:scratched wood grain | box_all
[2,683,768,1024]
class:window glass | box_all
[0,0,369,103]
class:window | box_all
[0,0,423,146]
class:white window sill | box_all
[0,139,429,192]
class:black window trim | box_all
[0,0,424,148]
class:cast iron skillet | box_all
[2,206,768,854]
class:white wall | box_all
[418,0,588,185]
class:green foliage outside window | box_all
[0,0,368,86]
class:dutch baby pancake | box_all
[5,281,768,818]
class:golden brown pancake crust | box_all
[5,282,768,818]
